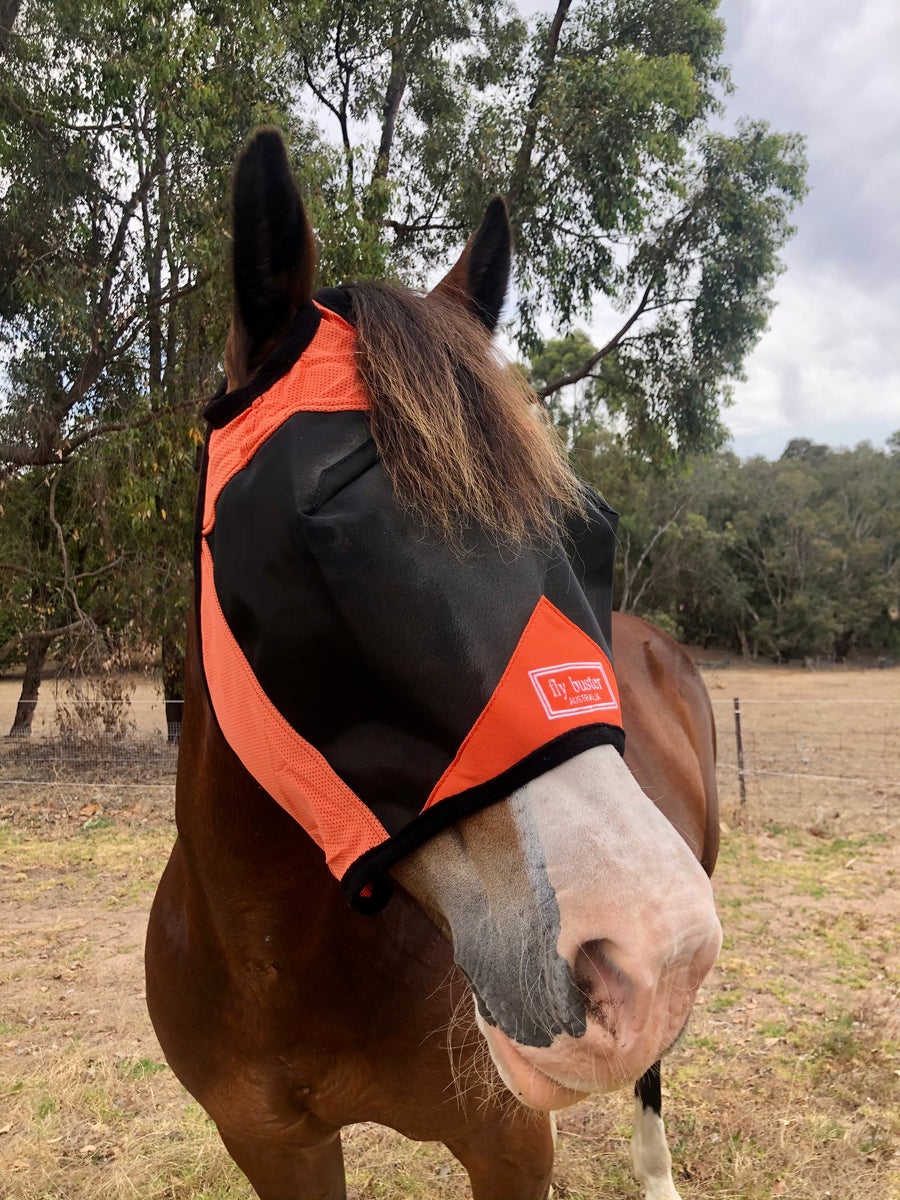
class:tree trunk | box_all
[8,634,51,737]
[506,0,572,210]
[0,0,23,56]
[161,634,184,744]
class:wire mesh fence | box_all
[0,691,180,789]
[710,695,898,834]
[1,681,897,834]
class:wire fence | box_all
[0,695,181,789]
[1,687,897,834]
[710,696,898,834]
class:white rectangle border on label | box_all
[528,660,618,721]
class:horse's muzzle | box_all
[474,917,721,1109]
[392,745,723,1108]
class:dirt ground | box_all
[0,664,898,1199]
[701,662,898,833]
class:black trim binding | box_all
[342,722,626,913]
[203,301,322,429]
[192,433,213,716]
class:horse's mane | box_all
[349,282,582,545]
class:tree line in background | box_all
[579,431,900,662]
[534,334,900,662]
[8,0,883,742]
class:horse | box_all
[146,128,721,1200]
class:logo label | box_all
[528,661,618,720]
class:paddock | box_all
[0,664,897,1199]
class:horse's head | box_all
[214,128,721,1111]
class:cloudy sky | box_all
[716,0,900,457]
[514,0,899,459]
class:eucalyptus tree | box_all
[792,440,900,657]
[527,329,603,448]
[288,0,807,457]
[585,441,900,659]
[0,0,306,728]
[0,0,808,729]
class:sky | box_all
[514,0,899,460]
[715,0,900,458]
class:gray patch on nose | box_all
[453,790,587,1048]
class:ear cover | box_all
[431,196,512,333]
[232,128,316,349]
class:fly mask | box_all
[197,289,623,911]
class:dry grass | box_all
[702,663,899,834]
[0,664,898,1198]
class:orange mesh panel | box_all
[425,595,622,810]
[199,538,388,878]
[203,304,370,534]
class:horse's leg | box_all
[217,1127,346,1200]
[631,1061,682,1200]
[445,1110,555,1200]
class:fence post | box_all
[733,697,747,805]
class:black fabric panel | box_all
[208,411,380,775]
[209,409,620,848]
[314,286,354,322]
[209,411,455,827]
[203,301,322,429]
[301,462,617,833]
[564,488,619,654]
[308,439,379,513]
[342,723,626,912]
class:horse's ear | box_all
[231,128,316,372]
[429,197,511,334]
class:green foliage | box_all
[528,329,602,447]
[589,121,807,460]
[280,0,528,284]
[0,0,809,682]
[575,437,900,659]
[0,0,308,672]
[287,0,805,457]
[0,0,308,455]
[529,330,601,392]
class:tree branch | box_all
[332,13,354,181]
[40,164,158,449]
[621,504,687,614]
[107,272,211,364]
[0,442,46,470]
[0,396,199,471]
[0,0,23,56]
[383,218,464,236]
[370,11,409,191]
[72,556,125,584]
[60,396,199,460]
[536,281,654,399]
[301,55,352,168]
[0,619,89,665]
[506,0,572,211]
[47,463,92,631]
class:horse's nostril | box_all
[572,939,633,1034]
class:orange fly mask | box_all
[198,291,623,911]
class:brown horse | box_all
[146,129,721,1200]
